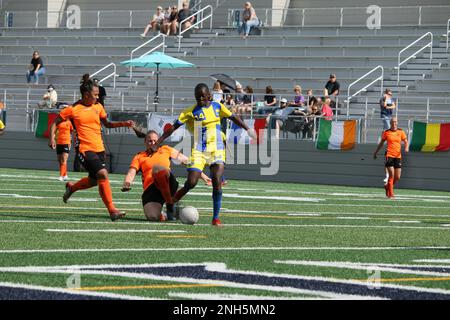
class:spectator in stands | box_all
[324,73,340,98]
[289,85,305,109]
[93,78,107,107]
[225,94,235,108]
[169,5,179,35]
[264,85,277,107]
[140,6,164,37]
[177,1,195,33]
[233,82,245,111]
[161,7,172,36]
[306,89,314,106]
[380,88,396,130]
[211,81,224,103]
[321,97,334,120]
[26,51,46,85]
[266,98,295,138]
[38,84,58,109]
[238,2,260,39]
[303,102,322,139]
[236,85,254,115]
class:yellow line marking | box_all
[352,277,450,283]
[156,235,207,239]
[72,283,221,291]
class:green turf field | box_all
[1,167,450,300]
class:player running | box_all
[50,112,73,181]
[150,83,257,226]
[121,130,210,221]
[48,74,135,221]
[373,117,409,199]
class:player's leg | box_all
[173,170,202,202]
[61,151,69,180]
[394,168,401,185]
[143,202,164,221]
[386,164,395,198]
[210,162,225,226]
[152,165,177,220]
[63,151,98,203]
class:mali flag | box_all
[35,110,58,138]
[410,121,450,152]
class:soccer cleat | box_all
[58,176,64,182]
[221,180,228,186]
[159,212,167,222]
[212,218,223,227]
[63,176,69,181]
[384,184,389,198]
[383,177,388,185]
[109,210,126,222]
[62,182,74,203]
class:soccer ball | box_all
[179,206,199,225]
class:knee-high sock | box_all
[153,170,173,205]
[98,178,116,213]
[60,163,67,177]
[388,177,394,197]
[71,177,95,193]
[212,189,223,220]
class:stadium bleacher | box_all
[0,0,449,143]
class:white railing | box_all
[227,5,450,28]
[129,33,166,80]
[178,5,213,52]
[446,18,450,52]
[91,63,117,89]
[346,66,384,118]
[396,32,433,84]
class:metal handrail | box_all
[129,33,166,80]
[227,5,450,27]
[446,18,450,52]
[178,5,213,52]
[396,32,433,84]
[91,63,117,90]
[346,65,384,118]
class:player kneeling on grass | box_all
[150,83,257,227]
[373,117,409,199]
[121,130,210,222]
[48,74,135,221]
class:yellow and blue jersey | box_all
[176,101,232,153]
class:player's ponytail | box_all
[79,73,97,96]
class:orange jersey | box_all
[59,102,107,154]
[382,129,407,159]
[56,119,73,145]
[130,145,179,190]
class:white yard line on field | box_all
[45,229,187,234]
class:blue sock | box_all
[212,189,223,220]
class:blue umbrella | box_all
[121,52,195,107]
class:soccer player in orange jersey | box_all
[373,117,409,199]
[122,130,210,221]
[51,113,73,181]
[48,74,135,221]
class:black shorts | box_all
[78,151,106,179]
[385,157,402,169]
[56,144,70,155]
[142,172,179,207]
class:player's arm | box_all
[402,132,409,153]
[48,115,64,149]
[152,122,182,152]
[121,168,137,192]
[101,117,135,129]
[229,114,257,139]
[373,137,386,159]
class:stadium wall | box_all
[1,132,449,192]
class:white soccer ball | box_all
[179,206,199,225]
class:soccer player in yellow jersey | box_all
[152,83,257,226]
[0,119,5,136]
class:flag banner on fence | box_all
[147,114,184,142]
[35,110,58,138]
[410,121,450,152]
[316,118,357,150]
[226,118,266,145]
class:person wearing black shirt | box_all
[177,1,194,33]
[93,78,107,107]
[26,51,46,84]
[324,74,340,97]
[169,5,179,35]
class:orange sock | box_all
[98,178,116,213]
[153,170,173,205]
[71,177,95,192]
[388,178,394,198]
[60,163,67,177]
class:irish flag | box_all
[316,118,357,150]
[35,111,58,138]
[410,121,450,152]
